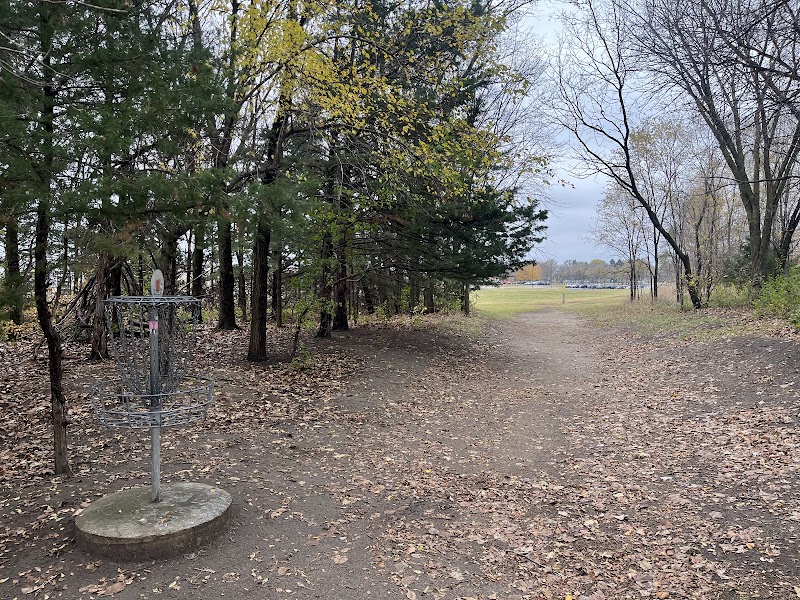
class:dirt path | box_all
[2,310,799,599]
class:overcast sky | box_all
[520,1,613,265]
[535,171,612,264]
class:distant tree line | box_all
[527,258,674,297]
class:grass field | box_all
[471,284,771,340]
[472,284,629,318]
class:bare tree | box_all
[628,0,800,286]
[552,0,704,307]
[630,119,743,304]
[698,0,800,120]
[627,118,695,300]
[591,188,646,299]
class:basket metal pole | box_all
[94,292,213,497]
[148,305,161,503]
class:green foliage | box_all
[289,345,316,371]
[0,0,550,349]
[753,267,800,327]
[0,272,27,322]
[372,304,391,324]
[202,307,220,323]
[709,283,751,309]
[0,307,37,341]
[411,303,428,316]
[720,242,782,284]
[0,319,23,342]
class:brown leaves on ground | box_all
[1,311,800,599]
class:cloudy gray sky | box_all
[535,170,612,263]
[521,1,614,264]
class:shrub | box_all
[753,268,800,327]
[290,344,315,370]
[709,282,751,309]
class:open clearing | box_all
[471,285,629,318]
[1,297,799,599]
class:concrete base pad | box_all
[75,483,232,560]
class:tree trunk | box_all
[669,253,679,305]
[209,237,217,301]
[247,220,270,360]
[185,228,193,295]
[332,249,349,331]
[461,283,470,315]
[217,217,238,329]
[111,259,122,296]
[138,252,145,294]
[377,278,387,310]
[653,252,659,301]
[410,275,420,313]
[35,202,71,477]
[237,247,247,322]
[651,228,659,301]
[750,240,769,288]
[685,277,703,309]
[629,259,635,302]
[161,231,180,294]
[318,307,332,337]
[35,3,70,474]
[393,273,401,315]
[424,283,435,314]
[350,267,359,324]
[89,251,112,360]
[271,251,283,328]
[778,203,800,271]
[191,224,205,297]
[4,218,23,325]
[362,280,376,314]
[191,223,205,323]
[317,233,333,338]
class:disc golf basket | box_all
[91,287,212,502]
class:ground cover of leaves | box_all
[1,309,799,599]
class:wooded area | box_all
[0,0,548,334]
[0,1,548,471]
[3,0,800,474]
